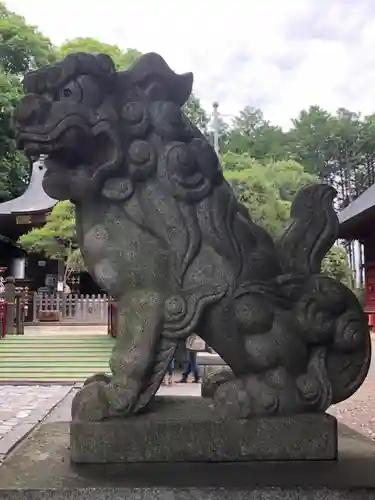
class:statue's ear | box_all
[120,52,193,106]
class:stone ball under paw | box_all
[201,367,234,399]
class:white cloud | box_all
[5,0,375,128]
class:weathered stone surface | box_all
[16,51,371,424]
[0,418,375,498]
[70,396,337,463]
[1,488,375,500]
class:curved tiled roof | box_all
[0,157,56,215]
[338,183,375,226]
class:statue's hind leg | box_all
[71,290,164,421]
[199,292,311,417]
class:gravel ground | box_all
[328,337,375,440]
[329,375,375,440]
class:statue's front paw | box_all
[83,372,111,386]
[201,368,234,398]
[71,381,110,421]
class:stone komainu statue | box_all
[15,52,371,421]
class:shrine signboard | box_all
[15,213,47,225]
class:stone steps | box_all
[0,333,114,383]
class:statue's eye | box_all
[58,81,82,102]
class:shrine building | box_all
[338,185,375,318]
[0,158,100,294]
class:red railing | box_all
[0,300,8,338]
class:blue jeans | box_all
[182,350,199,381]
[167,358,175,376]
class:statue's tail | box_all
[276,184,338,275]
[293,275,371,405]
[276,184,371,406]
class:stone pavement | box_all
[0,381,202,463]
[0,385,72,462]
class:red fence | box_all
[0,300,7,338]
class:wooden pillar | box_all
[14,291,24,335]
[4,277,15,335]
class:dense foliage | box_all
[18,201,84,279]
[0,1,57,201]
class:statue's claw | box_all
[212,376,280,419]
[201,367,234,399]
[71,381,110,421]
[72,377,142,421]
[83,372,111,386]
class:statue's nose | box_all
[15,94,51,127]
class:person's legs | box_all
[180,351,192,382]
[167,358,175,384]
[167,358,175,376]
[190,351,200,382]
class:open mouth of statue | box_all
[17,114,95,165]
[18,118,114,173]
[18,127,91,170]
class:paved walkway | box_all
[0,381,202,462]
[0,385,72,462]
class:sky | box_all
[5,0,375,129]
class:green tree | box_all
[285,105,370,208]
[223,153,291,238]
[0,2,56,74]
[224,105,288,161]
[263,159,317,202]
[222,152,353,286]
[183,94,209,134]
[0,2,57,202]
[58,37,140,70]
[286,106,336,179]
[322,246,354,289]
[18,201,84,281]
[0,71,28,201]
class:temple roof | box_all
[338,183,375,240]
[0,157,56,216]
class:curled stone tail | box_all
[277,184,338,275]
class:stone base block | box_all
[70,396,337,463]
[1,415,375,498]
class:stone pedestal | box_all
[0,412,375,499]
[71,397,337,463]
